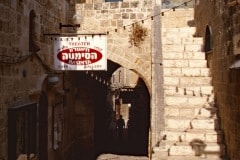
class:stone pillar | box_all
[151,0,164,148]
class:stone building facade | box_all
[0,0,75,160]
[195,0,240,159]
[1,0,238,160]
[0,0,153,159]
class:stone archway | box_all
[108,54,151,92]
[69,2,154,158]
[94,64,151,157]
[74,2,153,92]
[67,59,151,158]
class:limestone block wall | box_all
[0,0,76,160]
[157,8,226,157]
[71,1,153,90]
[195,1,240,159]
[161,8,195,28]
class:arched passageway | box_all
[95,78,150,158]
[67,60,150,160]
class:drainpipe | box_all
[151,0,164,153]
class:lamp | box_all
[59,13,83,30]
[72,13,84,25]
[48,75,59,84]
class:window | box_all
[205,25,212,53]
[205,25,212,68]
[29,10,40,52]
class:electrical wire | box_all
[0,0,194,70]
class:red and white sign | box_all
[54,35,107,70]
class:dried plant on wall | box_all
[129,23,148,47]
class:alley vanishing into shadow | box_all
[95,127,149,158]
[66,64,150,160]
[94,78,150,159]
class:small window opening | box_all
[29,10,40,52]
[205,25,212,68]
[205,26,212,53]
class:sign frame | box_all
[53,34,107,71]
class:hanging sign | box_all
[54,35,107,70]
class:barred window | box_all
[8,102,37,160]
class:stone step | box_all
[163,129,223,143]
[162,44,203,52]
[164,76,212,87]
[182,37,203,44]
[164,86,213,96]
[163,52,206,60]
[161,8,194,18]
[167,142,226,157]
[168,142,193,156]
[152,146,227,160]
[162,27,197,36]
[164,67,211,77]
[163,59,208,68]
[164,95,214,107]
[183,52,206,60]
[166,116,220,130]
[185,44,204,52]
[162,37,203,45]
[182,67,210,77]
[160,155,226,160]
[162,31,196,39]
[162,25,198,34]
[165,106,218,118]
[161,9,194,28]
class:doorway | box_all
[39,92,48,160]
[69,62,150,159]
[8,102,37,160]
[94,68,150,158]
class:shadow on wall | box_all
[190,139,206,156]
[187,20,195,27]
[189,97,226,158]
[190,139,225,159]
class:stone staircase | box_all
[152,9,227,160]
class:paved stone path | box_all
[97,154,226,160]
[96,154,148,160]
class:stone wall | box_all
[195,1,240,159]
[0,0,154,159]
[0,0,77,160]
[71,1,153,90]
